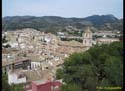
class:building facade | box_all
[83,27,93,49]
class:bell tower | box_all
[83,27,92,49]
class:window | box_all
[84,40,86,44]
[18,74,25,79]
[86,34,88,37]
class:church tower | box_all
[83,27,92,49]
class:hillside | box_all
[2,14,123,33]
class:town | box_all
[2,27,122,91]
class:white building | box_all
[7,42,19,48]
[8,71,26,85]
[31,61,42,69]
[96,38,119,45]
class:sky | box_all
[2,0,123,19]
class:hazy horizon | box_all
[2,0,123,19]
[2,14,123,20]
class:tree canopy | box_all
[56,41,123,91]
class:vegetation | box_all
[2,35,11,48]
[2,74,25,91]
[2,15,122,34]
[11,84,24,91]
[2,74,12,91]
[61,83,82,91]
[2,44,11,48]
[56,41,123,91]
[2,36,8,43]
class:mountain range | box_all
[2,14,123,33]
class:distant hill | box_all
[83,14,118,26]
[2,14,123,33]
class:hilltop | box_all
[2,14,123,33]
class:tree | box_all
[2,74,12,91]
[11,84,25,91]
[56,69,64,79]
[2,36,8,43]
[3,44,11,48]
[2,75,24,91]
[61,83,82,91]
[104,56,123,86]
[56,41,123,91]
